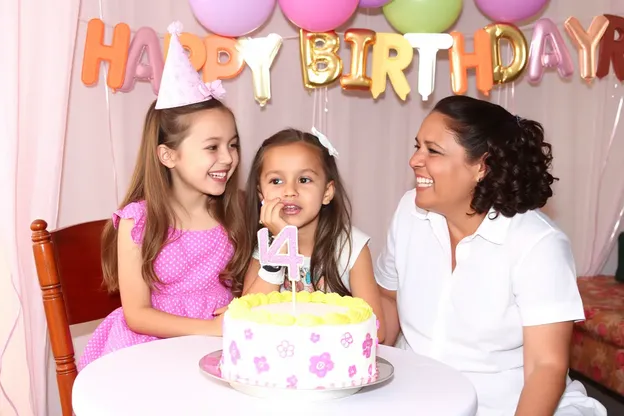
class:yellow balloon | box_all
[483,23,528,85]
[299,30,342,89]
[340,29,376,91]
[371,33,413,100]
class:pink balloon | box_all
[189,0,276,37]
[527,18,574,83]
[475,0,549,23]
[118,27,164,94]
[279,0,359,32]
[359,0,391,7]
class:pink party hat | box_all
[155,21,226,110]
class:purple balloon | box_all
[189,0,276,37]
[359,0,391,8]
[475,0,549,23]
[279,0,359,32]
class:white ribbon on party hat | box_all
[311,126,339,158]
[198,80,226,100]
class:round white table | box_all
[73,335,477,415]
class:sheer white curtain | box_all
[503,0,624,275]
[43,0,624,412]
[0,0,80,415]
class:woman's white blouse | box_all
[375,190,602,415]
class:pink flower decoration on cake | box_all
[362,333,373,358]
[309,353,334,378]
[229,341,241,365]
[310,333,320,343]
[341,332,353,348]
[348,365,357,378]
[368,364,373,376]
[286,375,298,389]
[244,328,253,340]
[276,341,295,358]
[254,356,270,374]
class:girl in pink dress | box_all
[78,22,246,370]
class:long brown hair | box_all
[101,99,245,293]
[230,128,353,296]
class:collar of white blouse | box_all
[410,204,513,245]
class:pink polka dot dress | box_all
[78,201,234,370]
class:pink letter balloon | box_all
[279,0,359,32]
[475,0,549,24]
[359,0,391,7]
[189,0,276,37]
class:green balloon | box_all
[383,0,463,34]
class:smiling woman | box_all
[376,96,607,416]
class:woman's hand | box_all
[259,198,289,237]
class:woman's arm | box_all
[349,246,385,342]
[379,287,400,345]
[512,232,585,415]
[242,258,281,295]
[515,322,573,416]
[117,219,223,337]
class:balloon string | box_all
[311,89,317,130]
[99,0,120,207]
[589,83,623,274]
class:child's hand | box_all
[259,198,289,237]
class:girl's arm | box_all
[117,219,223,337]
[349,246,386,343]
[379,287,400,346]
[242,258,281,295]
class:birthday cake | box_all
[220,291,379,390]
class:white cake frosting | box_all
[220,291,379,390]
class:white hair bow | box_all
[311,126,339,158]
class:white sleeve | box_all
[347,227,370,270]
[336,227,370,279]
[512,231,585,327]
[374,201,401,291]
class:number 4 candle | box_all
[257,226,305,313]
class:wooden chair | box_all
[31,219,121,416]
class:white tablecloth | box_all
[73,335,477,415]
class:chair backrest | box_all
[31,219,121,416]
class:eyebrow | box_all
[416,137,445,152]
[263,168,320,177]
[203,134,239,143]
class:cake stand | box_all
[199,350,394,401]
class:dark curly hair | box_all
[432,96,558,218]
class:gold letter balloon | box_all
[483,23,528,85]
[340,29,376,91]
[299,30,342,89]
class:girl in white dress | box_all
[233,128,385,342]
[376,96,607,416]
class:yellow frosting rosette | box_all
[226,291,373,326]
